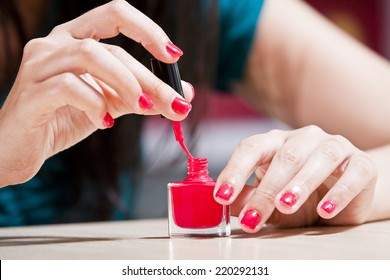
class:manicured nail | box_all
[166,42,183,57]
[321,200,336,214]
[187,82,195,101]
[280,191,297,207]
[171,97,192,114]
[240,209,261,230]
[103,112,114,128]
[138,92,154,110]
[216,184,234,201]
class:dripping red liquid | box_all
[172,121,193,158]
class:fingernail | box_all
[240,209,261,230]
[103,112,114,128]
[138,92,154,110]
[321,200,336,214]
[166,42,183,57]
[187,82,195,101]
[280,191,297,207]
[172,97,192,114]
[216,184,234,201]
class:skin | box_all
[0,0,389,233]
[214,0,390,232]
[0,0,193,187]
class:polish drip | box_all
[172,121,193,158]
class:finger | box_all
[251,164,268,187]
[91,77,157,116]
[56,0,182,62]
[181,81,195,102]
[214,131,285,205]
[30,39,142,111]
[275,136,354,214]
[104,44,192,120]
[29,73,109,129]
[317,153,376,222]
[230,185,256,216]
[237,136,316,232]
[94,75,191,119]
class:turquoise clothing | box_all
[0,0,264,226]
[217,0,264,91]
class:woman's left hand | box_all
[214,125,377,233]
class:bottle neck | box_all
[184,158,213,183]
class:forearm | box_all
[242,0,390,150]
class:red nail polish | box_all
[103,112,114,128]
[172,121,193,158]
[216,184,234,201]
[168,158,230,237]
[280,191,297,207]
[166,41,183,57]
[138,92,154,110]
[321,200,336,214]
[171,97,192,114]
[240,209,261,230]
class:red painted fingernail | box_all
[103,112,114,128]
[138,92,154,110]
[171,97,192,114]
[216,184,234,201]
[280,191,297,207]
[187,82,195,101]
[321,200,336,214]
[240,209,261,230]
[166,42,183,57]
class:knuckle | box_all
[56,73,77,91]
[256,184,278,205]
[151,78,166,99]
[277,145,302,166]
[337,181,358,197]
[108,44,126,59]
[267,129,283,138]
[318,139,343,162]
[225,164,247,179]
[332,134,351,147]
[238,136,261,152]
[108,0,127,16]
[23,38,46,58]
[349,153,377,180]
[23,39,38,56]
[77,39,99,59]
[51,24,66,34]
[292,176,311,192]
[301,125,323,136]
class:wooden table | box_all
[1,217,390,259]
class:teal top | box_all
[216,0,264,91]
[0,0,264,226]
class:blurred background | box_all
[134,0,390,219]
[307,0,390,58]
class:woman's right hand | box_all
[0,0,193,187]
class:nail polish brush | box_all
[150,58,193,158]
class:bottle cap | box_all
[150,58,184,97]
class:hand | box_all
[214,125,377,233]
[0,0,193,187]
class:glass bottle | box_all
[168,157,230,237]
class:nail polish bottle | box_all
[168,157,230,237]
[150,58,229,237]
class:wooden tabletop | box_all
[1,217,389,259]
